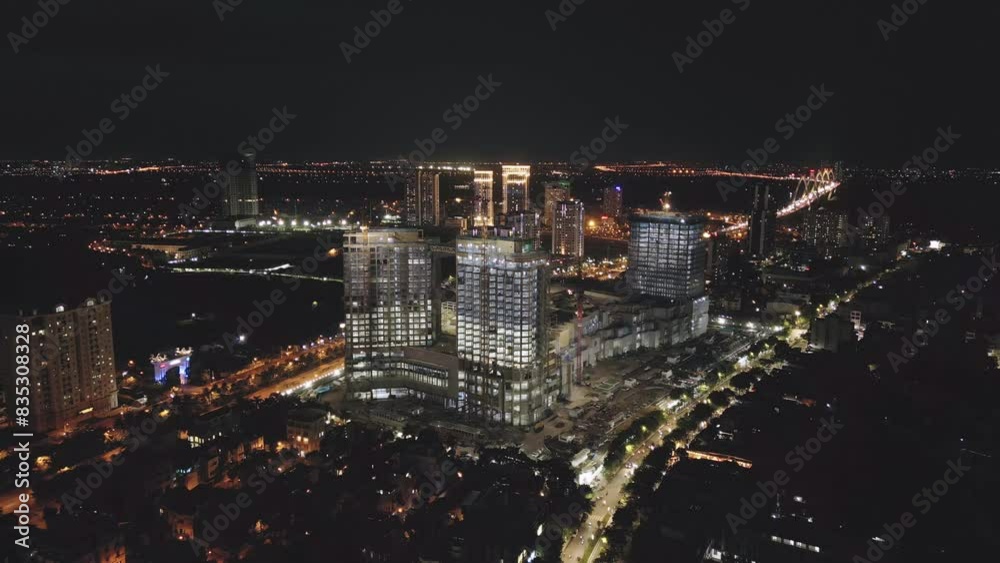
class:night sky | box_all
[2,0,996,166]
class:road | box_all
[562,408,683,563]
[562,423,671,563]
[562,333,768,563]
[249,357,344,399]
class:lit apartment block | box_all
[552,200,585,257]
[456,235,551,425]
[405,168,441,227]
[543,182,571,227]
[504,211,542,247]
[803,208,848,258]
[222,151,260,218]
[1,299,118,432]
[501,165,531,214]
[472,169,495,227]
[603,185,623,219]
[344,228,434,387]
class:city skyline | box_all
[2,1,998,562]
[2,1,995,167]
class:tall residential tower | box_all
[501,165,531,214]
[1,299,118,432]
[747,184,777,259]
[343,229,434,389]
[552,200,585,258]
[405,168,441,227]
[456,235,552,425]
[543,181,571,227]
[603,185,624,220]
[223,151,260,218]
[472,169,495,227]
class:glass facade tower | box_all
[627,212,707,300]
[456,235,551,426]
[344,228,434,388]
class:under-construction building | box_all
[344,228,435,390]
[455,234,556,426]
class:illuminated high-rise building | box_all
[803,208,848,258]
[501,164,531,214]
[857,213,891,251]
[603,185,624,220]
[344,229,434,387]
[503,211,542,247]
[472,170,495,227]
[708,232,744,287]
[543,182,571,227]
[456,235,553,425]
[222,151,260,218]
[627,211,707,300]
[405,168,441,227]
[1,299,118,432]
[747,184,777,259]
[552,200,585,257]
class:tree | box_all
[731,371,756,391]
[709,390,731,407]
[691,403,713,421]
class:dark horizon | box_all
[2,0,997,167]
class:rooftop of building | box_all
[0,296,108,318]
[630,209,707,225]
